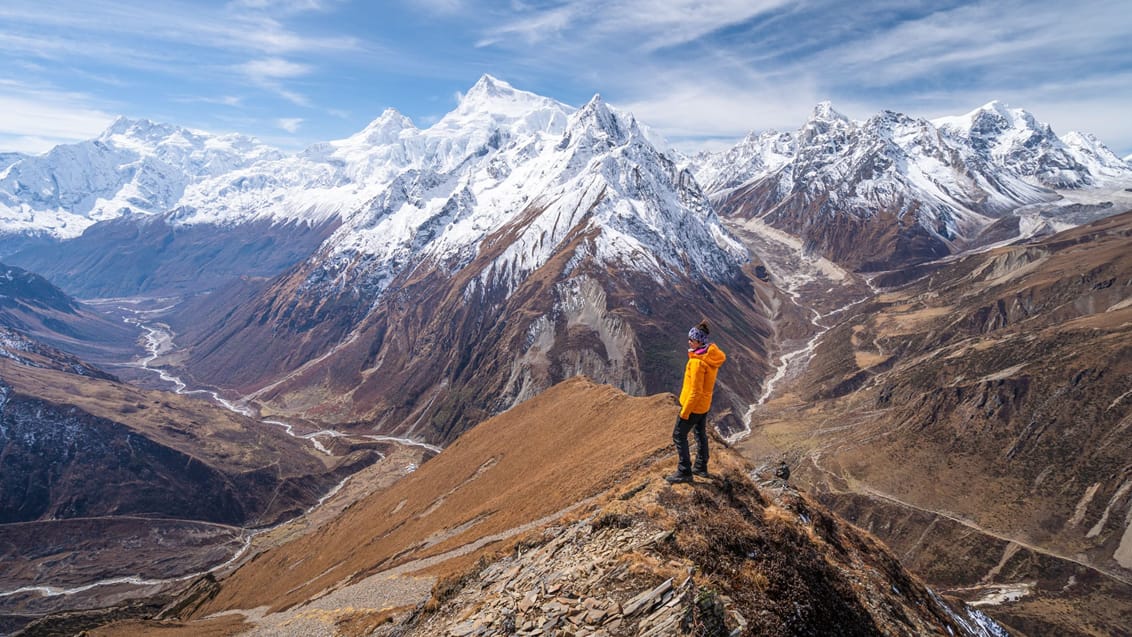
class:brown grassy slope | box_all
[739,209,1132,636]
[191,377,678,615]
[102,376,1002,637]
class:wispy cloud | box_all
[0,81,114,153]
[238,58,313,80]
[466,0,1132,151]
[276,117,303,132]
[478,0,789,51]
[814,0,1132,88]
[1,0,1130,155]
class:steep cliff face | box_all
[84,378,1001,636]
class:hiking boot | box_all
[665,471,693,484]
[691,467,710,478]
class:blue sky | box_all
[2,0,1131,156]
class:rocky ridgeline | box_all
[411,520,694,637]
[384,459,1005,637]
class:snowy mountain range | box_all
[693,101,1132,270]
[0,118,282,240]
[290,76,745,307]
[163,75,768,442]
[694,100,1132,196]
[933,101,1131,188]
[4,82,1128,253]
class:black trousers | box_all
[672,412,709,474]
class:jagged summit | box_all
[98,115,173,141]
[350,107,416,145]
[566,93,640,150]
[1060,130,1132,178]
[799,100,853,145]
[934,101,1107,188]
[462,73,514,100]
[809,100,849,122]
[934,100,1038,135]
[444,74,572,131]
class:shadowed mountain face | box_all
[4,217,338,298]
[171,229,773,446]
[81,378,1003,636]
[0,263,139,365]
[740,210,1132,636]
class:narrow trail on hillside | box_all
[808,452,1132,589]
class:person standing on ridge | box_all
[666,321,727,484]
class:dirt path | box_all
[808,453,1132,588]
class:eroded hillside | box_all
[740,210,1132,635]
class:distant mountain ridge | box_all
[933,101,1130,188]
[4,79,1129,441]
[0,117,282,240]
[693,101,1132,271]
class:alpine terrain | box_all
[1,74,1131,636]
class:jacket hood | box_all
[691,343,726,369]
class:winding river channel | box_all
[1,298,442,602]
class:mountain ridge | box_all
[73,377,1006,637]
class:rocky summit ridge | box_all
[74,378,1005,637]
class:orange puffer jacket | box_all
[678,343,726,419]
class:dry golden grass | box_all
[192,377,676,616]
[873,305,953,336]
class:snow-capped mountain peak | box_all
[1060,130,1132,179]
[350,108,417,146]
[932,102,1105,188]
[799,101,853,145]
[567,94,640,149]
[444,74,573,133]
[1,116,283,239]
[810,100,850,123]
[933,101,1045,147]
[98,116,176,143]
